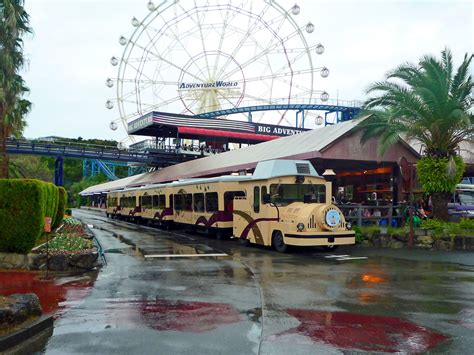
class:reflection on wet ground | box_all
[0,271,97,316]
[37,209,474,354]
[285,309,448,353]
[139,298,241,332]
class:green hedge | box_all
[44,182,59,221]
[53,186,67,229]
[0,179,47,253]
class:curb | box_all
[0,315,54,352]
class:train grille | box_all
[296,163,310,174]
[308,215,316,229]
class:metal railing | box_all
[337,203,407,227]
[6,138,195,165]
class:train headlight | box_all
[346,222,352,230]
[297,223,305,231]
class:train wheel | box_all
[323,245,339,252]
[272,231,288,253]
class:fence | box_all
[337,203,407,227]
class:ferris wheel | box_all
[106,0,329,144]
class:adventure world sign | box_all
[178,80,239,90]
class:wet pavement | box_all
[32,209,474,353]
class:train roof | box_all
[251,159,320,180]
[106,160,321,193]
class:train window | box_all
[152,195,159,208]
[184,194,193,211]
[174,194,183,211]
[193,193,205,212]
[261,186,267,203]
[206,192,218,213]
[224,191,245,212]
[254,186,260,213]
[169,195,174,208]
[141,195,152,209]
[158,195,166,209]
[270,184,326,205]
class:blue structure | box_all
[195,103,361,127]
[82,159,148,181]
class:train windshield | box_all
[269,184,326,205]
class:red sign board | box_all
[44,217,52,233]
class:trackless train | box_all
[106,160,355,252]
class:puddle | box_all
[104,248,127,254]
[0,271,97,316]
[139,298,241,332]
[285,309,448,353]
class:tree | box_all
[9,155,54,181]
[0,0,32,178]
[358,49,473,220]
[70,175,108,207]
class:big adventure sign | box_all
[255,123,308,137]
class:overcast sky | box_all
[22,0,473,142]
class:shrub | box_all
[421,218,472,238]
[43,183,59,222]
[53,187,67,229]
[417,156,465,193]
[459,218,474,230]
[0,179,47,253]
[353,226,364,243]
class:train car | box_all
[168,177,246,238]
[117,187,141,220]
[105,159,355,252]
[231,160,355,252]
[106,190,121,218]
[136,183,174,227]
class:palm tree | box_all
[0,0,32,178]
[358,48,473,220]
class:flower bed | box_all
[44,235,94,256]
[35,217,99,271]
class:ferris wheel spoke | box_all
[120,78,179,86]
[122,60,157,84]
[139,95,184,112]
[128,39,205,83]
[273,53,322,77]
[213,1,238,78]
[223,26,304,79]
[142,21,203,77]
[237,68,315,83]
[174,1,212,78]
[216,2,272,78]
